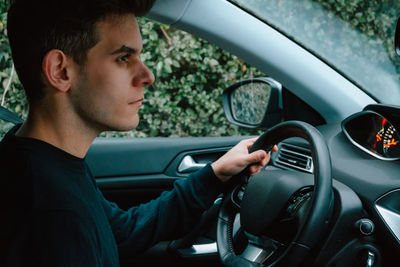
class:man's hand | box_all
[211,138,278,182]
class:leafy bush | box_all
[0,1,28,136]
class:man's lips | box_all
[129,98,144,105]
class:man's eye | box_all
[117,54,130,63]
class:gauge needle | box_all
[376,134,381,141]
[384,138,397,148]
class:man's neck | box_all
[15,109,99,159]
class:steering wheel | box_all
[217,121,334,267]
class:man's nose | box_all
[144,65,155,86]
[134,61,155,87]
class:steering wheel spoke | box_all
[240,233,285,264]
[240,243,276,264]
[231,183,247,208]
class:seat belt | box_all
[0,105,23,124]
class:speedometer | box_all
[342,110,400,160]
[383,124,400,156]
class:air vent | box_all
[274,143,313,173]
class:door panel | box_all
[86,136,249,266]
[87,136,246,207]
[87,136,245,177]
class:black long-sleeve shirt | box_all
[0,125,222,266]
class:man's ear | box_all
[42,49,75,93]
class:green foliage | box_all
[0,1,27,136]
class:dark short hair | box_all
[7,0,156,104]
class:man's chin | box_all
[108,119,139,132]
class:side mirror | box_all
[222,77,282,129]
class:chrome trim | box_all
[357,219,374,236]
[178,155,207,173]
[214,197,222,205]
[375,204,400,243]
[241,244,273,263]
[366,251,375,267]
[177,242,217,256]
[374,188,400,244]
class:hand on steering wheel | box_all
[212,138,278,182]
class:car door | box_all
[86,136,247,266]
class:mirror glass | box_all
[230,82,271,125]
[343,112,400,159]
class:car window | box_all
[0,9,264,138]
[230,0,400,105]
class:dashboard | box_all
[269,104,400,266]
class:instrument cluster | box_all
[342,104,400,160]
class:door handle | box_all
[178,155,206,173]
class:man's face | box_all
[70,14,155,132]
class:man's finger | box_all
[247,150,267,164]
[249,164,263,176]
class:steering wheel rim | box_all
[217,121,334,267]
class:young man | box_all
[0,0,276,266]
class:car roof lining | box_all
[147,0,192,26]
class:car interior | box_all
[2,0,400,266]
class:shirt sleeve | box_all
[99,164,223,253]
